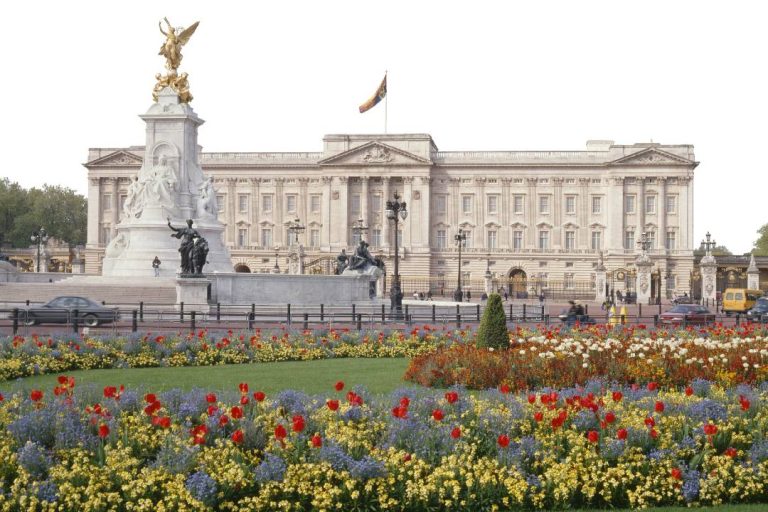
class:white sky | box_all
[1,0,766,254]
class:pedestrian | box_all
[503,289,509,302]
[426,290,433,301]
[539,293,545,305]
[152,256,161,277]
[465,290,472,302]
[413,291,419,301]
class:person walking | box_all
[152,256,161,277]
[465,290,472,302]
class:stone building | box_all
[84,135,697,298]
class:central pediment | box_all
[86,150,144,167]
[318,141,432,167]
[609,147,697,167]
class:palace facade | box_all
[84,134,697,298]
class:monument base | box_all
[175,277,211,313]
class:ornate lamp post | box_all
[385,192,407,319]
[702,231,716,255]
[272,247,280,273]
[30,227,49,273]
[453,229,467,302]
[287,217,305,246]
[351,218,368,243]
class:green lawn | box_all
[0,358,412,395]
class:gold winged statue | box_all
[158,18,199,72]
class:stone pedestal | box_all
[635,260,654,304]
[101,88,232,277]
[699,254,718,304]
[175,277,210,313]
[71,259,85,274]
[747,254,759,290]
[594,269,608,303]
[484,272,493,296]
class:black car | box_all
[21,296,119,327]
[746,297,768,322]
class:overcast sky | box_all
[2,1,766,254]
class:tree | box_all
[476,293,509,350]
[753,224,768,256]
[0,180,87,248]
[693,244,732,257]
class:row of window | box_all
[235,228,402,249]
[433,229,677,251]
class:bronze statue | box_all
[167,217,200,274]
[347,240,377,271]
[335,249,349,275]
[158,18,199,72]
[190,236,209,275]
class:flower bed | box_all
[405,329,768,391]
[0,327,458,382]
[0,377,767,509]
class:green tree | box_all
[0,180,87,248]
[693,244,732,257]
[476,293,509,350]
[753,224,768,256]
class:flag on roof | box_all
[358,74,387,113]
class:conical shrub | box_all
[476,293,509,350]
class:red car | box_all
[660,304,715,326]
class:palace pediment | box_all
[86,150,143,167]
[609,148,696,167]
[318,141,431,167]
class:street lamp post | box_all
[351,218,368,243]
[30,227,49,273]
[287,218,306,274]
[453,229,467,302]
[385,192,407,319]
[287,217,305,246]
[273,247,280,273]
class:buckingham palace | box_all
[84,134,697,298]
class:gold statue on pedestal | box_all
[154,18,199,104]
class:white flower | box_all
[582,362,589,368]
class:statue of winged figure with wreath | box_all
[158,17,199,72]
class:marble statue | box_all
[196,176,219,218]
[122,176,146,219]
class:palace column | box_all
[607,176,624,252]
[578,178,590,247]
[639,177,646,235]
[474,177,486,248]
[500,178,511,246]
[321,176,333,251]
[250,178,260,247]
[403,176,414,248]
[274,178,285,246]
[552,177,563,249]
[109,178,120,239]
[226,178,237,245]
[659,177,667,251]
[526,178,537,248]
[360,176,370,229]
[86,178,102,248]
[381,177,391,248]
[415,176,431,249]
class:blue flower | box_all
[185,471,217,505]
[686,399,727,423]
[682,469,701,503]
[17,441,52,479]
[254,453,287,483]
[36,480,58,503]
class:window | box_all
[462,195,472,214]
[286,195,297,213]
[565,231,575,250]
[101,226,112,244]
[625,195,636,214]
[371,195,381,213]
[665,231,676,250]
[487,195,498,214]
[436,195,447,215]
[645,195,656,214]
[310,195,321,214]
[462,231,472,248]
[310,229,320,247]
[350,194,360,214]
[436,229,447,248]
[238,194,249,213]
[487,230,497,249]
[646,230,656,249]
[237,228,248,248]
[538,230,549,250]
[513,231,523,250]
[592,196,602,214]
[539,195,550,214]
[260,228,272,248]
[591,231,602,250]
[666,195,677,213]
[216,195,225,213]
[624,230,635,250]
[513,195,524,214]
[103,194,112,211]
[564,273,574,289]
[565,196,576,215]
[370,228,381,247]
[351,231,361,245]
[262,195,273,212]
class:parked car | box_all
[722,288,763,316]
[20,296,119,327]
[746,297,768,322]
[659,304,715,326]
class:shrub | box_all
[475,293,508,350]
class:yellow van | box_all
[722,288,764,315]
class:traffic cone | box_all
[619,305,628,325]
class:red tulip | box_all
[98,424,110,439]
[230,406,243,420]
[703,424,718,436]
[392,406,408,419]
[445,391,459,404]
[144,393,157,404]
[334,381,345,391]
[450,427,461,439]
[274,424,287,440]
[612,391,623,403]
[104,386,118,399]
[617,428,628,440]
[527,394,536,404]
[0,393,4,402]
[534,411,544,422]
[191,425,208,445]
[238,382,249,394]
[239,395,249,405]
[724,447,737,458]
[671,468,682,480]
[739,395,750,411]
[231,429,244,444]
[432,409,444,421]
[654,401,665,413]
[205,393,217,403]
[30,390,43,402]
[311,434,322,448]
[399,396,410,408]
[604,411,616,424]
[219,414,229,426]
[647,382,658,392]
[587,430,599,443]
[292,415,306,433]
[153,416,171,428]
[497,434,510,448]
[685,386,694,396]
[649,428,658,439]
[253,391,266,402]
[499,384,510,394]
[207,405,218,417]
[327,399,340,411]
[57,375,68,385]
[644,416,656,428]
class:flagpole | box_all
[384,71,388,134]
